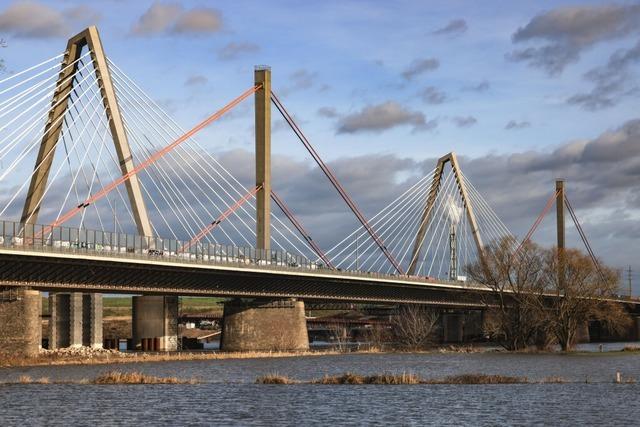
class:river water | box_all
[1,345,639,426]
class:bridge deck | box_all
[0,245,492,307]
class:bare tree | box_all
[466,237,547,351]
[327,322,350,352]
[391,305,439,350]
[365,324,392,350]
[542,248,631,351]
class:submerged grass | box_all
[256,374,299,384]
[313,373,421,385]
[92,371,198,384]
[17,375,50,384]
[257,372,537,385]
[1,371,197,386]
[423,374,527,384]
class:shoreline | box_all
[1,344,639,368]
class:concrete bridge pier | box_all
[576,321,591,344]
[441,310,484,343]
[442,313,464,343]
[49,293,103,349]
[0,287,41,356]
[220,298,309,352]
[633,316,640,341]
[132,296,178,351]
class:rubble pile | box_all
[39,346,135,359]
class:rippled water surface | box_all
[1,348,639,426]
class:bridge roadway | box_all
[0,244,493,308]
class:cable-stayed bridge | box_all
[0,27,636,354]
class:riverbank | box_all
[2,343,638,368]
[0,347,358,368]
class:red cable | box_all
[513,189,560,257]
[37,84,261,238]
[180,184,262,252]
[270,190,334,269]
[270,91,405,275]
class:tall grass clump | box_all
[92,371,197,384]
[256,374,298,384]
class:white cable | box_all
[418,172,457,275]
[353,183,430,272]
[327,173,433,264]
[111,72,253,245]
[0,53,64,86]
[110,65,313,253]
[336,180,430,269]
[0,65,97,183]
[118,97,241,246]
[30,92,105,225]
[407,170,455,272]
[52,100,106,225]
[0,87,101,217]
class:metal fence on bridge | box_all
[0,219,469,288]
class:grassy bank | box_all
[0,349,355,368]
[3,344,639,369]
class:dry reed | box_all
[92,371,198,384]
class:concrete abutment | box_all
[0,288,41,356]
[220,299,309,352]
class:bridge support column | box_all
[49,292,95,349]
[576,321,590,344]
[220,299,309,352]
[132,296,178,351]
[82,294,103,348]
[633,316,640,341]
[0,288,41,357]
[442,313,464,343]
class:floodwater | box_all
[1,344,639,426]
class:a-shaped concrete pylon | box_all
[408,152,484,276]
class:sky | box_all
[0,0,639,292]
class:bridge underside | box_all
[0,251,489,308]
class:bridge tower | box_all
[220,67,309,352]
[0,27,177,355]
[255,66,271,254]
[408,152,484,276]
[556,179,565,293]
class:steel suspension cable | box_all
[564,195,605,280]
[38,84,260,235]
[513,189,560,258]
[271,190,334,268]
[180,185,262,251]
[271,91,404,274]
[338,181,431,270]
[326,173,433,264]
[107,60,328,256]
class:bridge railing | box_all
[0,219,475,288]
